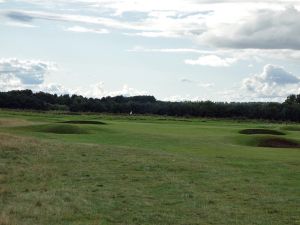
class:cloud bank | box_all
[242,64,300,99]
[0,58,146,98]
[3,3,300,51]
[185,55,237,67]
[66,26,109,34]
[0,58,56,89]
[2,1,300,102]
[200,6,300,50]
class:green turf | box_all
[0,110,299,225]
[281,125,300,131]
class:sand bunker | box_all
[61,120,106,125]
[257,137,300,148]
[36,124,89,134]
[239,129,285,135]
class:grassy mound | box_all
[239,129,285,135]
[281,126,300,131]
[61,120,106,125]
[257,137,300,148]
[36,124,89,134]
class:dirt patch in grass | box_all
[61,120,106,125]
[239,129,285,135]
[257,137,300,148]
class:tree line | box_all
[1,90,300,122]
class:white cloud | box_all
[242,64,300,100]
[124,31,181,38]
[198,83,214,88]
[180,77,214,89]
[4,10,146,31]
[83,83,147,98]
[37,83,70,95]
[3,2,300,103]
[0,74,70,95]
[0,58,146,98]
[128,46,300,62]
[4,21,37,28]
[185,55,237,67]
[163,94,208,102]
[0,58,56,85]
[212,64,300,102]
[66,25,109,34]
[0,74,23,91]
[243,64,300,88]
[4,2,300,49]
[109,84,147,97]
[0,58,67,95]
[127,46,212,54]
[181,77,195,83]
[85,82,106,98]
[200,6,300,50]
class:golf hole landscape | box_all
[1,1,300,224]
[0,110,299,225]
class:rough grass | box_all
[239,129,285,135]
[0,213,16,225]
[1,133,300,225]
[0,119,33,127]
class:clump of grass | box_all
[239,129,285,135]
[0,187,9,197]
[61,120,106,125]
[0,213,15,225]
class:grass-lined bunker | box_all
[239,129,285,135]
[33,124,89,134]
[61,120,106,125]
[257,137,300,148]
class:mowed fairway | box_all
[0,110,299,225]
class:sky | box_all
[1,0,300,102]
